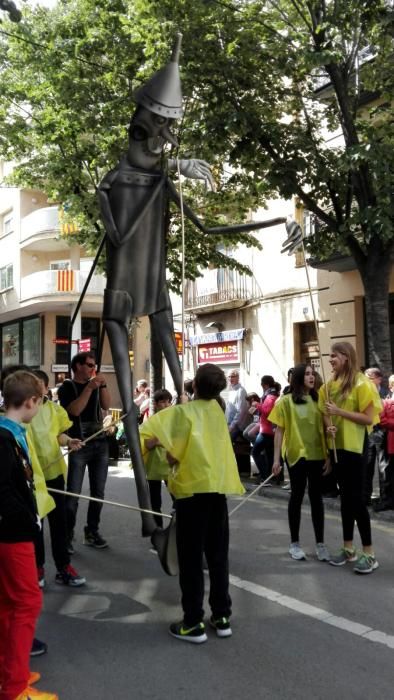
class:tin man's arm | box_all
[168,158,215,190]
[167,178,286,235]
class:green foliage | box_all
[0,0,393,364]
[0,0,263,289]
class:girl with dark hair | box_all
[251,376,279,482]
[319,342,382,574]
[270,364,330,561]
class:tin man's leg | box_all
[149,306,183,398]
[103,288,156,537]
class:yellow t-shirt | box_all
[139,418,171,481]
[140,399,245,499]
[26,432,55,518]
[269,394,326,467]
[29,400,72,481]
[318,373,382,454]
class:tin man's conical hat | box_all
[134,33,183,119]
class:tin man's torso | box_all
[105,163,168,317]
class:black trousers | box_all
[148,480,163,528]
[176,493,232,627]
[332,447,372,547]
[35,474,70,571]
[288,459,325,543]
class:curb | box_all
[241,476,394,525]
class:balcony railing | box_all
[20,206,60,244]
[185,268,262,311]
[20,269,106,301]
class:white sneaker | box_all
[316,543,330,561]
[289,543,306,560]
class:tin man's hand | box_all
[168,158,215,190]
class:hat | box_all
[134,33,183,118]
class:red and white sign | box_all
[197,342,239,365]
[174,331,183,355]
[79,338,91,352]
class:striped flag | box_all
[57,269,74,292]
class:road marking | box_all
[229,574,394,650]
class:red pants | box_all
[0,542,42,700]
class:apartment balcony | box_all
[20,269,105,305]
[308,252,357,273]
[185,268,262,313]
[20,206,70,252]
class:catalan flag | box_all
[57,269,74,292]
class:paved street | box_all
[35,463,394,699]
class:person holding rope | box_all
[30,370,86,588]
[140,388,173,528]
[141,363,244,643]
[319,342,382,574]
[58,352,111,553]
[269,364,331,561]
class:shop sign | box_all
[51,364,69,372]
[174,331,183,355]
[197,341,239,365]
[79,338,91,352]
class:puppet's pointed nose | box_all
[162,124,179,148]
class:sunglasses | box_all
[85,362,96,368]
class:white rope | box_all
[176,157,186,389]
[47,487,172,520]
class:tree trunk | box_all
[359,249,392,377]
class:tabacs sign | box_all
[197,342,239,365]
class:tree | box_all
[0,0,262,293]
[148,0,394,372]
[1,0,392,371]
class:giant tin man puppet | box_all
[98,34,287,569]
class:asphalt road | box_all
[34,464,394,699]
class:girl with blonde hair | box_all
[319,342,382,574]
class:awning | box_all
[188,328,246,347]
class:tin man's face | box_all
[128,107,178,168]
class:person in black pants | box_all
[270,364,331,562]
[58,352,111,551]
[141,363,244,643]
[320,342,382,574]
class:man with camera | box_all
[58,352,111,553]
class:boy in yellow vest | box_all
[141,389,173,528]
[141,363,244,643]
[30,371,86,588]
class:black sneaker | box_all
[209,616,232,638]
[169,621,207,644]
[55,564,86,587]
[83,528,108,549]
[30,638,48,657]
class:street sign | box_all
[79,338,91,352]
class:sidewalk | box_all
[241,474,394,524]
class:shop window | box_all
[55,315,100,364]
[22,317,41,367]
[1,322,19,367]
[0,264,13,291]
